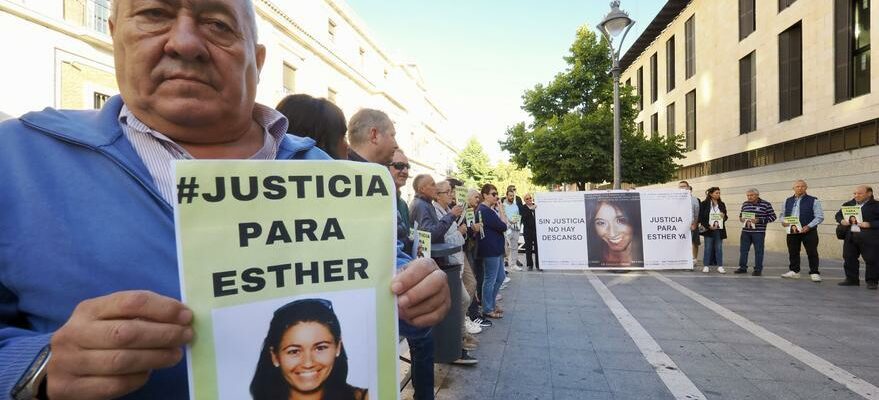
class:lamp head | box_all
[599,1,634,40]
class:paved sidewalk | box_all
[401,243,879,400]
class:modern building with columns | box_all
[0,0,458,201]
[621,0,878,258]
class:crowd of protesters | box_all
[277,93,541,399]
[679,179,879,290]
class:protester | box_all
[502,189,523,270]
[275,93,349,159]
[521,193,540,271]
[736,188,777,276]
[678,181,701,266]
[464,190,491,328]
[699,187,728,273]
[477,184,508,319]
[409,175,464,243]
[835,185,879,289]
[433,181,479,365]
[389,150,413,253]
[347,108,397,165]
[444,181,481,333]
[781,180,824,282]
[0,2,449,398]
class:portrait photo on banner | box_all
[211,289,377,400]
[585,192,645,268]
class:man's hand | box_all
[859,222,871,229]
[457,223,468,235]
[450,205,464,217]
[801,225,811,233]
[841,219,851,226]
[47,291,193,400]
[782,221,790,227]
[690,223,697,231]
[472,222,483,233]
[392,258,450,328]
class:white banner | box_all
[536,190,693,270]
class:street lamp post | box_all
[598,1,635,189]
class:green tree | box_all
[455,137,495,187]
[493,161,542,196]
[501,26,685,189]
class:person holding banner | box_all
[699,187,728,273]
[781,180,824,282]
[250,298,368,400]
[835,185,879,289]
[521,193,540,271]
[679,181,701,267]
[0,1,451,398]
[478,184,508,319]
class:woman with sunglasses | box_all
[251,298,368,400]
[477,184,508,319]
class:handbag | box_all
[836,224,849,240]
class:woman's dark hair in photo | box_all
[276,94,348,159]
[250,298,363,400]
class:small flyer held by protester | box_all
[455,187,469,206]
[741,212,756,229]
[708,212,724,229]
[465,209,476,226]
[785,216,802,234]
[174,160,399,400]
[416,230,431,258]
[841,206,863,232]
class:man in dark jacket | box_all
[410,174,463,243]
[834,185,879,289]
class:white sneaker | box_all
[503,276,511,284]
[512,266,524,271]
[702,266,710,273]
[781,271,801,279]
[465,319,482,334]
[810,273,822,282]
[717,266,726,274]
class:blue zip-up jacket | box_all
[0,96,412,398]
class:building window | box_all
[666,36,676,92]
[328,19,337,43]
[835,0,871,102]
[740,0,755,40]
[779,0,797,12]
[93,92,110,109]
[283,63,296,94]
[93,0,110,34]
[638,121,644,134]
[779,22,803,121]
[637,66,644,111]
[686,90,696,150]
[625,78,631,88]
[667,102,676,139]
[740,51,757,134]
[650,53,658,103]
[650,113,659,137]
[685,15,696,79]
[328,88,337,104]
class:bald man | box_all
[835,185,879,289]
[781,180,824,282]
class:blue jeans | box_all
[703,230,723,266]
[481,256,504,313]
[407,335,435,400]
[739,231,766,271]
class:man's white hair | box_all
[348,109,393,146]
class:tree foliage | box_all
[501,26,685,188]
[455,137,543,194]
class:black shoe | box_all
[838,280,860,286]
[867,282,878,290]
[734,268,748,274]
[471,316,492,327]
[452,350,478,365]
[751,270,762,276]
[516,260,523,267]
